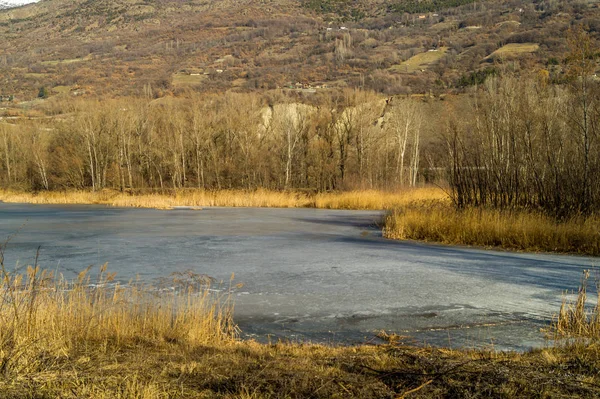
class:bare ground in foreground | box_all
[1,338,600,398]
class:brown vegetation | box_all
[313,187,446,209]
[447,27,600,218]
[551,269,600,340]
[2,2,600,397]
[380,29,600,255]
[0,91,430,193]
[384,205,600,256]
[0,187,446,210]
[2,28,597,219]
[1,0,598,99]
[2,58,599,254]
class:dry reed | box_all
[550,269,600,340]
[0,188,312,209]
[0,253,237,379]
[0,187,447,210]
[0,250,599,397]
[384,205,600,256]
[314,187,447,210]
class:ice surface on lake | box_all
[1,203,596,351]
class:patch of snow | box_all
[0,0,39,9]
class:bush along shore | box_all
[1,259,600,398]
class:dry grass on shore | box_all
[1,261,600,398]
[0,188,313,209]
[314,187,446,210]
[551,269,600,340]
[0,261,237,367]
[0,187,447,210]
[384,205,600,256]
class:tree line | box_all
[0,90,426,193]
[447,29,600,217]
[2,71,598,218]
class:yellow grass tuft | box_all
[314,187,447,210]
[551,270,600,340]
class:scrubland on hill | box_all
[1,0,599,220]
[0,0,599,98]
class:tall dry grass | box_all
[551,270,600,340]
[384,205,600,256]
[0,187,447,210]
[1,249,600,397]
[0,188,313,209]
[314,187,447,210]
[0,252,237,379]
[2,262,600,398]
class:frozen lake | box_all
[0,202,596,351]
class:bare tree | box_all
[388,98,423,187]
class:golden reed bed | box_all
[0,187,447,210]
[384,205,600,256]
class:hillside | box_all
[0,0,599,100]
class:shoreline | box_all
[0,265,597,398]
[0,187,446,210]
[2,187,598,256]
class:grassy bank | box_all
[384,205,600,256]
[0,188,447,210]
[5,334,600,398]
[1,262,600,398]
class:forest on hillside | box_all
[0,0,599,219]
[1,29,598,218]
